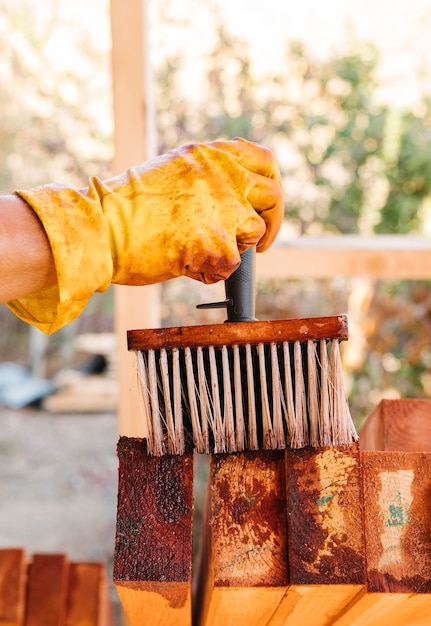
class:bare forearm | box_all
[0,194,57,303]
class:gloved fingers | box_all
[236,210,266,253]
[209,137,281,180]
[247,173,285,251]
[208,138,284,250]
[183,242,241,284]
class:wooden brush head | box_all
[127,315,349,351]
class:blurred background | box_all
[1,0,431,621]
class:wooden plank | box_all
[267,444,365,625]
[113,437,193,626]
[25,554,69,626]
[328,590,431,626]
[127,315,348,351]
[110,0,161,438]
[286,444,365,585]
[65,563,114,626]
[257,235,431,280]
[360,398,431,452]
[194,451,288,626]
[362,451,431,593]
[266,584,365,626]
[0,548,26,626]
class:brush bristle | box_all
[134,337,358,456]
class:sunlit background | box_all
[2,0,431,620]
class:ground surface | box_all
[0,406,122,622]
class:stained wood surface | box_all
[362,451,431,593]
[65,563,113,626]
[360,398,431,452]
[114,437,194,626]
[261,444,366,626]
[194,451,288,626]
[0,548,26,626]
[0,550,112,625]
[286,444,365,585]
[25,554,69,626]
[127,315,348,351]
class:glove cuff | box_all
[7,184,112,334]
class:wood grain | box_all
[360,398,431,452]
[24,554,69,626]
[362,451,431,593]
[286,444,365,585]
[127,315,348,351]
[194,451,288,626]
[114,437,193,626]
[0,548,26,626]
[65,562,113,626]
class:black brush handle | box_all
[225,247,257,322]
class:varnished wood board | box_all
[360,399,431,452]
[127,315,348,351]
[362,451,431,592]
[286,444,365,585]
[0,548,26,626]
[194,451,288,626]
[114,437,193,626]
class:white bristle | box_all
[136,351,154,448]
[271,342,285,448]
[319,340,331,446]
[209,346,224,453]
[172,348,185,455]
[159,348,176,454]
[258,343,276,450]
[292,341,307,449]
[282,341,296,446]
[134,334,358,456]
[246,344,259,450]
[330,340,358,446]
[148,349,165,456]
[197,347,210,454]
[307,341,320,448]
[233,345,246,452]
[222,345,236,453]
[185,347,204,453]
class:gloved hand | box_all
[8,137,283,333]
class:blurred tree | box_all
[156,23,431,426]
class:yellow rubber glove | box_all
[8,137,283,334]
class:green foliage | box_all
[155,20,431,425]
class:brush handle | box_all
[224,247,257,322]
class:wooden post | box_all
[360,398,431,452]
[65,563,114,626]
[24,554,69,626]
[113,438,194,626]
[110,0,160,438]
[362,451,431,592]
[0,548,26,626]
[193,451,288,626]
[330,450,431,625]
[268,444,366,625]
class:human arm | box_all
[4,138,284,334]
[0,194,57,302]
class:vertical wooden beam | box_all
[331,450,431,625]
[362,451,431,592]
[113,438,194,626]
[0,548,26,626]
[359,398,431,452]
[194,451,288,626]
[25,554,69,626]
[268,444,365,625]
[110,0,160,438]
[65,563,114,626]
